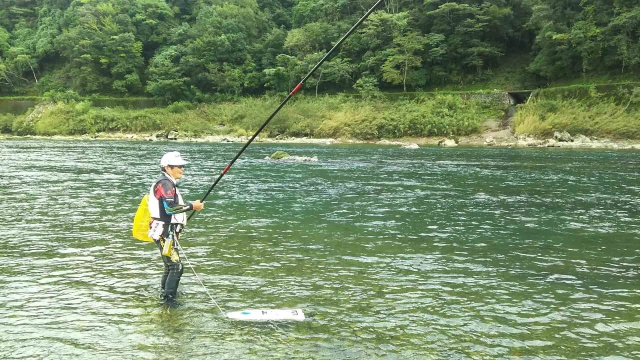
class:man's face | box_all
[165,165,185,179]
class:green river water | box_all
[1,139,638,359]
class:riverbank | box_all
[1,94,504,139]
[4,128,640,150]
[1,84,638,147]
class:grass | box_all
[514,86,640,138]
[546,74,640,88]
[6,82,640,140]
[0,96,47,101]
[2,94,506,140]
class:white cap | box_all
[160,151,188,167]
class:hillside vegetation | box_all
[1,0,639,101]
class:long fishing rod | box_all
[188,0,385,221]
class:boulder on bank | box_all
[514,133,610,148]
[438,138,458,147]
[545,138,559,147]
[516,135,544,147]
[168,131,178,140]
[484,136,496,146]
[573,134,592,144]
[554,131,572,142]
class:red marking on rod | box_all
[290,83,302,96]
[222,164,231,175]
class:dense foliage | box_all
[0,0,639,101]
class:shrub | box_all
[12,116,35,135]
[43,90,82,103]
[166,101,195,113]
[353,75,383,100]
[0,114,15,133]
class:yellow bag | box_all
[132,194,153,242]
[161,238,173,256]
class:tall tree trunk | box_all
[316,73,322,97]
[29,62,38,83]
[403,57,408,92]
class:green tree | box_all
[257,0,293,28]
[165,0,200,22]
[423,32,448,84]
[53,0,145,94]
[424,1,509,84]
[284,21,338,55]
[525,0,640,79]
[0,25,11,88]
[348,11,403,86]
[126,0,175,60]
[382,30,427,91]
[0,5,64,91]
[146,45,191,102]
[0,0,39,31]
[263,53,301,92]
[0,26,8,54]
[1,0,637,98]
[571,17,603,78]
[179,0,268,95]
[353,74,382,99]
[292,0,346,27]
[526,0,588,79]
[301,52,354,95]
[604,1,640,74]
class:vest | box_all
[147,173,187,225]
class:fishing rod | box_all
[187,0,385,221]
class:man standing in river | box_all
[147,151,204,306]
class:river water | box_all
[1,139,638,359]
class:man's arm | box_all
[154,180,193,215]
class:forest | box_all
[1,0,639,102]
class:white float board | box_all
[226,309,305,321]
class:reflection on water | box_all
[1,140,639,359]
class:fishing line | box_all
[174,237,226,316]
[177,237,285,329]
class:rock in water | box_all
[265,151,318,162]
[402,143,419,149]
[287,156,318,162]
[270,151,291,159]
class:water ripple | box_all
[1,140,639,359]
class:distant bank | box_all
[1,84,638,144]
